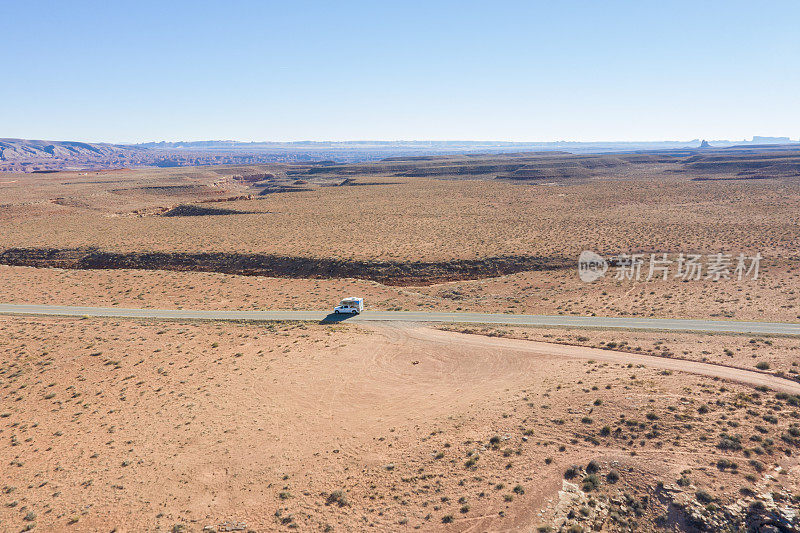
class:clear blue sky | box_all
[2,0,798,143]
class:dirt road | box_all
[386,324,800,394]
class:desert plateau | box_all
[4,2,800,531]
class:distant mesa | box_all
[699,140,712,149]
[751,136,792,144]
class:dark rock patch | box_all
[0,247,571,286]
[161,205,258,217]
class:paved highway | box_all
[1,304,799,335]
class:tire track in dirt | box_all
[379,324,800,394]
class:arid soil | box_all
[2,168,799,264]
[437,324,800,385]
[2,150,800,532]
[2,261,799,323]
[1,317,799,532]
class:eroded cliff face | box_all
[0,247,571,286]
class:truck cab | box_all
[334,297,363,314]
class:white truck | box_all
[333,297,363,314]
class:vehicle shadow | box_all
[319,313,357,324]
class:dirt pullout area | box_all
[1,319,799,532]
[413,327,800,394]
[438,323,800,379]
[0,248,570,286]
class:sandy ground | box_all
[3,174,800,263]
[2,262,799,323]
[412,326,800,394]
[2,317,798,531]
[438,324,800,381]
[3,158,800,533]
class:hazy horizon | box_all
[4,136,798,146]
[126,136,798,146]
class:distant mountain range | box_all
[1,137,797,172]
[0,138,147,171]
